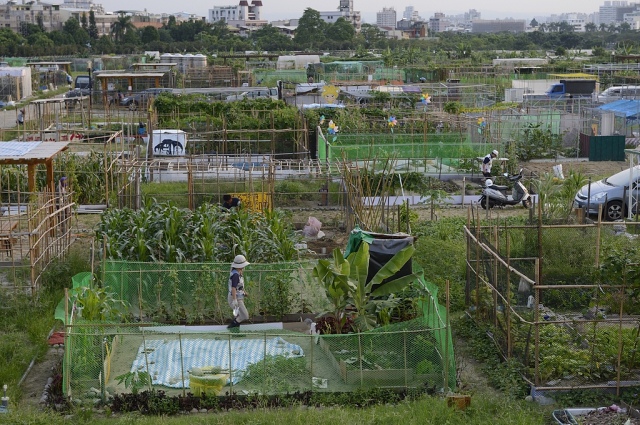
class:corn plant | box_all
[260,270,294,320]
[76,285,128,322]
[166,268,186,321]
[191,205,223,262]
[96,201,300,264]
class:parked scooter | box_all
[479,169,532,210]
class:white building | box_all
[465,9,480,21]
[401,6,421,22]
[600,1,625,24]
[0,1,72,33]
[319,0,361,31]
[564,13,587,31]
[208,0,266,29]
[624,10,640,28]
[376,7,396,28]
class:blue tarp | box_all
[598,99,640,118]
[130,337,303,387]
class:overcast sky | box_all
[101,0,605,23]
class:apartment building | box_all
[376,7,396,28]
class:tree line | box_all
[1,7,640,60]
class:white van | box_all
[597,85,640,103]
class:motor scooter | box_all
[479,169,532,210]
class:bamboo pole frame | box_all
[465,211,640,391]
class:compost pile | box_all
[579,409,640,425]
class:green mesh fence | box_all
[319,132,497,171]
[373,68,406,81]
[62,265,455,399]
[63,315,452,401]
[253,70,307,86]
[101,260,328,324]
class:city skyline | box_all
[97,0,606,23]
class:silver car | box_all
[574,166,640,221]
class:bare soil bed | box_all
[521,159,629,179]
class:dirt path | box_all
[452,335,501,398]
[21,347,63,407]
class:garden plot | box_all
[318,328,445,389]
[467,215,640,391]
[104,330,350,396]
[128,336,303,387]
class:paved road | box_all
[0,104,35,130]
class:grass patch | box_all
[0,247,90,402]
[0,292,56,400]
[10,393,551,424]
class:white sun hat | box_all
[231,254,250,269]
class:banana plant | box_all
[348,242,420,331]
[313,243,420,333]
[313,248,352,334]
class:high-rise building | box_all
[429,12,449,33]
[377,7,396,28]
[402,5,421,21]
[403,6,413,20]
[598,0,637,24]
[464,9,480,22]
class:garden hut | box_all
[0,141,72,293]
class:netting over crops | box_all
[319,131,499,171]
[61,267,455,400]
[100,260,327,323]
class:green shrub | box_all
[274,179,316,203]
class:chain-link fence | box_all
[466,215,640,394]
[61,268,455,401]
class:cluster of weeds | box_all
[106,387,429,415]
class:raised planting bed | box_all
[552,407,640,425]
[319,336,415,386]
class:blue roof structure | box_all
[598,99,640,118]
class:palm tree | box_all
[599,23,607,32]
[111,13,134,43]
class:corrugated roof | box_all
[94,72,166,78]
[598,99,640,118]
[0,141,69,164]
